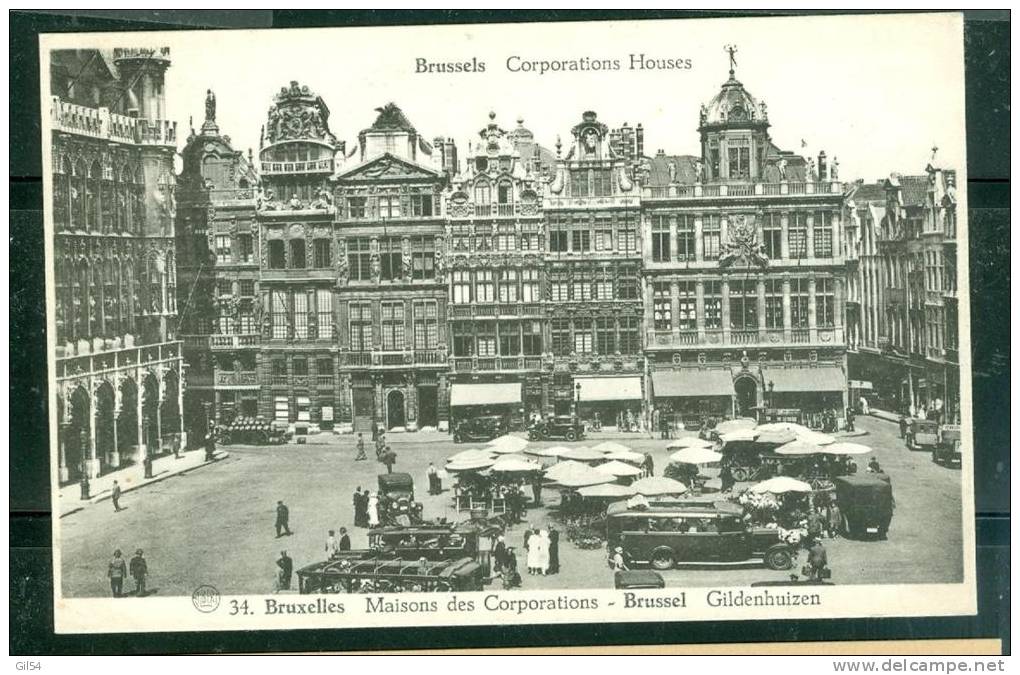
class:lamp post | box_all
[78,429,91,501]
[202,401,215,461]
[768,380,775,410]
[574,382,581,419]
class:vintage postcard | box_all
[41,12,975,635]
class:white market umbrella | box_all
[753,429,798,446]
[604,449,646,465]
[631,476,689,496]
[590,441,631,455]
[447,448,496,463]
[823,441,872,456]
[490,457,543,473]
[666,437,716,450]
[560,446,607,462]
[594,460,645,477]
[577,483,638,499]
[774,439,824,456]
[749,476,814,494]
[552,465,617,488]
[715,418,758,435]
[445,458,496,472]
[796,430,835,446]
[720,429,758,443]
[669,447,724,465]
[525,445,573,459]
[544,460,591,482]
[487,435,529,454]
[755,422,813,435]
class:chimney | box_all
[444,138,458,177]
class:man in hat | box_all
[108,549,127,597]
[338,527,351,552]
[807,539,828,582]
[129,549,148,597]
[276,550,293,591]
[354,433,367,461]
[111,480,123,512]
[275,500,292,537]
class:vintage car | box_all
[376,473,424,525]
[933,424,962,467]
[368,521,499,575]
[453,415,507,444]
[833,473,894,539]
[296,555,486,594]
[214,418,289,446]
[528,415,585,442]
[605,501,795,571]
[905,418,940,452]
[614,570,666,590]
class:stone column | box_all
[668,215,678,260]
[834,277,845,342]
[373,375,384,428]
[831,211,841,259]
[782,277,792,341]
[780,213,790,260]
[405,373,418,432]
[86,387,100,478]
[58,424,70,483]
[757,278,767,339]
[177,368,186,438]
[695,280,706,340]
[694,217,704,262]
[808,277,818,343]
[806,213,815,260]
[670,281,680,336]
[136,371,144,464]
[720,216,728,250]
[720,277,731,343]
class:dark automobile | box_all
[606,501,794,571]
[933,424,962,467]
[833,473,894,539]
[614,570,665,589]
[905,418,939,452]
[376,473,424,525]
[453,415,506,443]
[297,555,485,594]
[528,415,585,442]
[368,521,500,575]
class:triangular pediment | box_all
[337,153,439,182]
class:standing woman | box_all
[367,491,380,528]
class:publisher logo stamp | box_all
[192,585,220,613]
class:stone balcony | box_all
[641,181,843,200]
[339,349,447,368]
[51,97,177,146]
[645,327,845,351]
[214,370,260,387]
[260,158,334,175]
[210,333,261,350]
[448,302,544,319]
[55,340,182,380]
[450,355,548,373]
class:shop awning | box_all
[652,370,733,398]
[575,376,643,402]
[768,367,846,393]
[449,382,522,407]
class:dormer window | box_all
[727,137,751,180]
[730,104,746,121]
[474,181,491,205]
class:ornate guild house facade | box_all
[49,48,184,483]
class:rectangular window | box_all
[729,280,758,329]
[413,301,438,349]
[520,232,540,251]
[290,239,306,269]
[571,229,591,253]
[572,272,592,301]
[410,193,433,217]
[381,301,405,350]
[790,278,810,328]
[551,319,571,356]
[476,323,496,357]
[617,267,639,300]
[316,357,333,378]
[216,279,232,298]
[293,292,309,339]
[549,270,568,302]
[678,281,697,330]
[452,322,474,356]
[677,215,695,261]
[474,224,492,251]
[702,215,721,261]
[763,213,782,260]
[475,270,495,302]
[652,215,671,262]
[573,320,593,354]
[293,357,308,376]
[411,236,435,280]
[452,270,471,304]
[238,234,254,264]
[595,317,616,355]
[619,316,640,354]
[521,269,540,302]
[817,277,835,327]
[313,239,332,268]
[379,237,402,281]
[347,197,367,219]
[549,230,568,253]
[215,235,232,264]
[316,289,333,339]
[813,212,833,258]
[498,321,520,356]
[452,224,471,252]
[349,302,372,350]
[570,171,589,197]
[594,226,613,252]
[789,213,808,259]
[522,320,543,355]
[348,238,372,281]
[727,138,751,179]
[653,282,672,331]
[498,269,518,303]
[271,290,288,339]
[704,281,722,329]
[268,240,285,269]
[764,279,783,329]
[495,223,516,251]
[378,194,401,219]
[593,267,614,300]
[618,229,637,254]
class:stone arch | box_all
[87,158,102,230]
[117,375,139,460]
[733,373,760,418]
[160,368,181,445]
[72,257,90,341]
[65,385,91,482]
[94,380,117,469]
[140,370,161,454]
[386,388,406,430]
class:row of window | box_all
[651,278,836,331]
[450,224,543,253]
[451,321,544,357]
[549,317,642,356]
[343,193,436,220]
[649,212,836,263]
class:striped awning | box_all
[652,370,734,398]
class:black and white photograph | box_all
[39,12,977,634]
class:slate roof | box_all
[898,175,930,207]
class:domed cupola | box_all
[698,46,772,183]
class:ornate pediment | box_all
[337,153,440,183]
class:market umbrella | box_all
[797,430,835,446]
[447,448,496,463]
[631,476,689,496]
[594,460,645,477]
[525,445,573,458]
[822,441,872,456]
[445,458,496,472]
[719,429,758,443]
[774,439,824,456]
[755,422,812,435]
[603,449,646,464]
[560,446,607,462]
[590,441,631,455]
[544,460,591,482]
[577,483,637,499]
[487,435,529,454]
[753,429,798,445]
[715,418,758,435]
[666,437,716,450]
[669,447,724,465]
[749,476,813,494]
[490,457,543,473]
[552,465,617,488]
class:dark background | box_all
[10,9,1010,655]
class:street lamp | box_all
[202,401,215,461]
[768,380,775,409]
[574,382,582,419]
[78,429,91,501]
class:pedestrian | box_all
[548,526,560,575]
[355,433,367,461]
[352,488,364,528]
[806,509,825,546]
[867,457,882,473]
[129,549,148,597]
[374,432,386,458]
[108,549,127,598]
[806,539,828,582]
[826,497,842,539]
[325,529,339,559]
[276,550,293,591]
[367,492,380,528]
[609,546,628,571]
[527,530,544,575]
[275,500,292,537]
[204,432,216,462]
[642,452,655,478]
[859,395,870,416]
[530,473,542,506]
[111,480,123,512]
[845,406,856,432]
[381,447,396,474]
[502,546,521,589]
[338,527,351,552]
[898,415,908,439]
[426,462,439,495]
[371,420,379,443]
[493,534,507,574]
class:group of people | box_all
[324,528,352,559]
[352,487,380,528]
[523,525,559,576]
[491,535,521,589]
[107,548,148,597]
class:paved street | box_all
[59,415,963,597]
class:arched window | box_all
[72,159,87,230]
[103,259,117,336]
[117,164,131,232]
[121,258,135,334]
[101,160,114,232]
[53,156,70,230]
[497,181,513,205]
[474,181,491,205]
[55,256,69,342]
[165,251,176,313]
[88,160,102,231]
[131,166,145,235]
[74,259,90,339]
[290,239,306,269]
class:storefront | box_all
[449,382,523,430]
[766,366,847,429]
[574,376,644,430]
[650,369,734,428]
